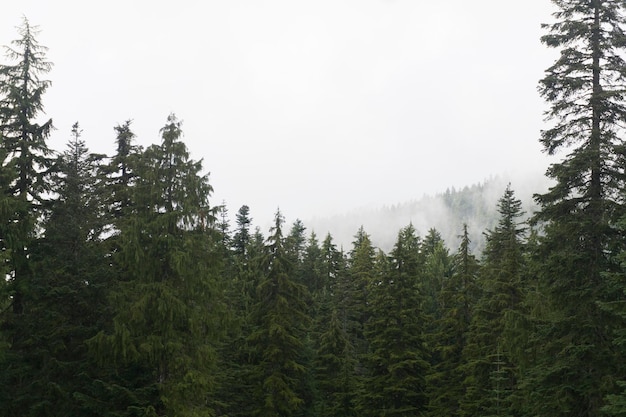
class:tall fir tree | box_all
[0,124,110,416]
[91,114,223,416]
[346,226,376,361]
[358,224,430,417]
[0,16,53,324]
[427,224,480,417]
[460,185,526,417]
[104,120,140,223]
[0,19,55,416]
[311,233,354,417]
[248,210,312,417]
[527,2,626,415]
[233,204,252,258]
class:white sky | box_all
[1,1,558,229]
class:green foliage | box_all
[0,16,53,318]
[248,210,312,417]
[526,2,626,415]
[358,224,430,417]
[4,5,626,415]
[460,185,527,417]
[91,114,223,416]
[427,224,480,417]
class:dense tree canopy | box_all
[2,7,626,416]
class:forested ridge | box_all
[2,2,626,416]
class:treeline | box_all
[3,2,626,416]
[309,176,543,254]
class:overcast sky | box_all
[1,1,558,229]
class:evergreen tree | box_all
[346,226,376,358]
[310,233,354,417]
[0,16,53,325]
[314,307,355,417]
[427,224,480,417]
[0,124,109,416]
[300,231,323,295]
[461,185,526,417]
[0,19,55,416]
[248,210,311,417]
[358,224,430,417]
[216,201,231,249]
[233,204,252,258]
[286,219,307,265]
[91,114,223,416]
[215,210,265,417]
[527,2,626,415]
[420,229,452,320]
[104,120,140,222]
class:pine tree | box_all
[527,2,626,415]
[0,123,110,416]
[248,210,311,417]
[25,124,111,416]
[0,16,53,325]
[310,233,354,417]
[300,231,323,295]
[358,224,430,417]
[233,204,252,258]
[91,114,223,416]
[420,229,452,321]
[346,226,376,359]
[461,185,526,417]
[314,308,355,417]
[427,224,480,417]
[215,207,263,417]
[0,19,55,416]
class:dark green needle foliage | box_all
[90,114,223,417]
[0,18,55,416]
[248,210,312,417]
[358,224,430,417]
[526,1,626,415]
[0,124,109,416]
[461,185,526,417]
[427,224,479,417]
[0,16,53,325]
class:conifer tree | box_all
[528,2,626,415]
[91,114,223,416]
[314,307,355,417]
[0,124,109,416]
[215,208,265,417]
[0,19,55,415]
[300,231,323,295]
[420,229,452,320]
[310,233,355,417]
[346,226,376,358]
[248,210,311,417]
[461,185,526,417]
[358,224,429,417]
[0,16,53,326]
[104,120,140,222]
[216,202,231,249]
[233,204,252,258]
[427,224,479,417]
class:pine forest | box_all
[2,2,626,416]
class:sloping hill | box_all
[306,173,550,253]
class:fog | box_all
[0,1,557,231]
[302,170,552,254]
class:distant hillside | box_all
[305,173,551,254]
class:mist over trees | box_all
[305,173,548,253]
[2,3,626,416]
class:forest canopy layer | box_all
[2,3,626,416]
